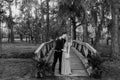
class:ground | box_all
[0,42,38,80]
[96,44,120,80]
[1,42,39,58]
[1,41,120,80]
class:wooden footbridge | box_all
[34,40,98,78]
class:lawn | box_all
[0,59,35,80]
[0,42,39,80]
[1,42,40,58]
[1,41,120,80]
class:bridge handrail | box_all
[72,40,98,75]
[34,40,55,61]
[72,40,97,55]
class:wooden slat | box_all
[70,47,89,76]
[71,47,90,76]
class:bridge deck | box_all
[48,47,88,76]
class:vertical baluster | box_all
[36,52,40,61]
[72,42,74,47]
[48,44,50,52]
[78,45,81,52]
[50,43,52,49]
[87,50,92,66]
[40,49,44,58]
[46,45,48,56]
[42,46,46,57]
[75,43,77,49]
[76,44,78,50]
[81,45,85,57]
[49,43,51,50]
[83,46,88,57]
[88,49,91,56]
[72,42,75,47]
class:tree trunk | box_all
[35,35,39,43]
[94,5,104,46]
[83,24,88,42]
[46,0,49,41]
[111,8,120,59]
[0,22,2,52]
[35,9,40,43]
[94,25,101,46]
[71,17,76,40]
[26,36,28,42]
[8,3,14,43]
[10,25,14,43]
[28,36,30,43]
[31,35,34,43]
[19,34,23,41]
[8,31,10,42]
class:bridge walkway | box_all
[48,46,88,76]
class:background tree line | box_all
[0,0,120,59]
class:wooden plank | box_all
[70,50,84,70]
[71,70,88,76]
[69,48,89,76]
[71,47,89,76]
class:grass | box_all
[0,42,39,80]
[95,44,120,79]
[1,41,120,80]
[0,59,35,79]
[1,42,40,58]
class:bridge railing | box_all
[34,40,55,62]
[72,40,98,75]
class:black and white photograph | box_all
[0,0,120,80]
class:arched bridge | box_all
[34,40,98,77]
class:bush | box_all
[36,59,52,78]
[88,54,104,79]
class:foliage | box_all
[58,0,85,23]
[36,59,52,78]
[88,54,104,79]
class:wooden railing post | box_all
[34,40,55,78]
[34,40,55,62]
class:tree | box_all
[0,0,6,52]
[58,0,85,40]
[1,0,14,43]
[110,0,120,59]
[0,3,3,52]
[46,0,50,41]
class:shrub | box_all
[88,54,104,79]
[36,59,52,78]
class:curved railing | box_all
[34,40,55,62]
[72,40,98,75]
